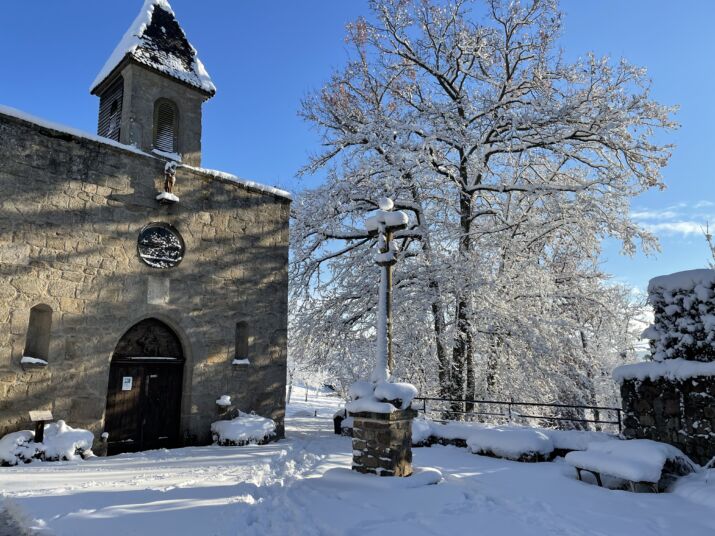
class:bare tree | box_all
[291,0,676,409]
[705,223,715,269]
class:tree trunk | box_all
[465,337,475,414]
[486,335,501,397]
[408,185,451,399]
[449,189,473,417]
[430,282,450,398]
[580,329,601,431]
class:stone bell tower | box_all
[90,0,216,166]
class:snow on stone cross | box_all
[364,197,408,383]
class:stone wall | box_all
[621,376,715,465]
[0,110,289,445]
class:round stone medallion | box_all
[137,222,185,269]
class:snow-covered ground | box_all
[1,386,714,535]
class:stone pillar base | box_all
[621,375,715,465]
[350,408,416,477]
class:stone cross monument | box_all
[365,197,408,380]
[348,198,417,477]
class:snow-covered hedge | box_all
[642,269,715,362]
[466,427,554,461]
[211,412,276,446]
[0,421,94,466]
[415,419,616,457]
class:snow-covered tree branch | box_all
[290,0,675,415]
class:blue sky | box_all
[1,1,713,290]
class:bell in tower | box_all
[90,0,216,167]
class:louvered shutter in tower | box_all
[154,101,178,153]
[97,77,124,141]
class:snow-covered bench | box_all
[565,439,696,492]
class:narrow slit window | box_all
[154,99,178,153]
[23,304,52,363]
[234,322,250,365]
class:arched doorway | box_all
[104,318,185,455]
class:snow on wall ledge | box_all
[181,166,292,201]
[0,105,150,157]
[613,358,715,383]
[0,105,291,201]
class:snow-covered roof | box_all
[0,105,291,201]
[90,0,216,96]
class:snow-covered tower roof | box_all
[90,0,216,97]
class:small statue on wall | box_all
[157,161,180,204]
[164,161,178,194]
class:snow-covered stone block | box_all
[616,269,715,465]
[411,418,432,445]
[618,373,715,465]
[351,409,416,477]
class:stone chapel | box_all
[0,0,289,454]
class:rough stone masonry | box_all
[351,409,416,477]
[0,0,290,453]
[0,109,289,447]
[621,375,715,465]
[617,269,715,465]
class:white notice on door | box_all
[122,377,133,391]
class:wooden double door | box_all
[104,319,185,455]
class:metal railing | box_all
[413,397,622,433]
